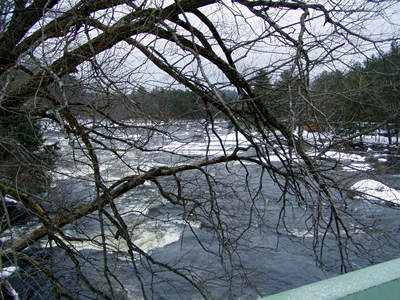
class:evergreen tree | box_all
[311,43,400,143]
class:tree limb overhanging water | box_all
[0,0,400,299]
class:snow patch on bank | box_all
[324,151,366,162]
[0,266,18,279]
[0,267,19,300]
[351,179,400,205]
[323,151,372,172]
[3,195,18,204]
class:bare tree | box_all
[0,0,399,299]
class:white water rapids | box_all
[1,120,400,299]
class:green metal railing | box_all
[261,257,400,299]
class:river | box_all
[3,120,400,299]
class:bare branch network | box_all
[0,0,399,299]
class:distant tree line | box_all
[54,43,399,133]
[312,42,399,122]
[312,42,400,143]
[250,42,400,143]
[83,87,235,120]
[132,87,205,119]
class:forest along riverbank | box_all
[2,120,400,299]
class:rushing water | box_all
[3,120,400,299]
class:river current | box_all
[3,120,400,299]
